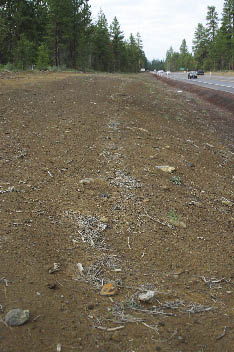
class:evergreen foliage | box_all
[37,43,50,70]
[164,0,234,71]
[0,0,146,72]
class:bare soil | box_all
[0,71,233,352]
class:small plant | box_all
[127,297,138,309]
[170,175,182,185]
[167,209,179,224]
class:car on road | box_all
[188,71,197,79]
[197,69,204,75]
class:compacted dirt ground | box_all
[0,71,233,352]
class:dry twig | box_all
[216,326,227,341]
[96,325,124,332]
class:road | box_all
[160,72,234,94]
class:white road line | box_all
[197,81,234,89]
[216,79,234,83]
[171,75,234,91]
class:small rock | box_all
[5,309,30,326]
[87,303,95,310]
[138,290,155,302]
[100,283,118,296]
[171,220,187,229]
[79,178,94,185]
[100,216,108,223]
[221,199,233,207]
[99,193,110,199]
[143,198,150,203]
[186,162,195,168]
[156,165,176,173]
[48,263,60,274]
[77,263,84,275]
[189,200,201,207]
[47,283,57,290]
[57,343,62,352]
[138,128,149,133]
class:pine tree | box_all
[222,0,234,34]
[221,0,234,69]
[136,32,145,70]
[0,1,40,66]
[127,34,139,72]
[206,6,219,42]
[13,34,35,69]
[92,10,112,71]
[31,1,49,47]
[165,46,180,71]
[110,16,124,71]
[192,23,209,68]
[37,43,50,69]
[179,39,194,71]
[68,0,91,69]
[212,29,229,70]
[46,0,73,67]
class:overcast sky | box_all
[88,0,224,61]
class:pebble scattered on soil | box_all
[80,178,95,184]
[5,309,30,326]
[100,283,118,296]
[138,290,155,302]
[156,165,176,173]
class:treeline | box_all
[0,0,147,72]
[163,0,234,72]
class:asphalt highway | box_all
[161,72,234,95]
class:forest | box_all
[0,1,233,73]
[163,0,234,72]
[0,0,147,72]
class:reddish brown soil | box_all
[0,72,233,352]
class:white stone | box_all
[138,290,155,302]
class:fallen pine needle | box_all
[142,322,159,334]
[96,326,124,332]
[33,315,41,322]
[216,326,227,341]
[127,237,131,249]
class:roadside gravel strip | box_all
[153,74,234,115]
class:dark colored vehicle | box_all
[197,69,204,75]
[188,71,197,79]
